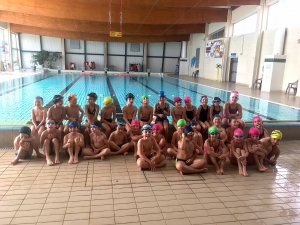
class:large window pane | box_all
[233,13,257,36]
[267,3,279,30]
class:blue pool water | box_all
[1,72,300,126]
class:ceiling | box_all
[0,0,260,43]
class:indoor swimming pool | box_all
[1,71,300,126]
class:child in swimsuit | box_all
[136,125,166,171]
[183,96,197,125]
[48,95,65,134]
[31,96,47,136]
[82,121,111,160]
[64,94,84,134]
[189,120,203,155]
[153,91,170,140]
[167,119,186,159]
[108,122,132,155]
[84,92,100,146]
[152,123,168,156]
[212,114,227,143]
[225,117,239,150]
[228,128,248,177]
[204,126,228,175]
[101,96,116,138]
[122,93,137,132]
[245,127,268,172]
[197,95,210,140]
[176,126,208,175]
[260,130,282,166]
[128,120,143,157]
[209,97,223,125]
[11,126,45,165]
[171,96,184,129]
[223,91,245,130]
[138,95,153,127]
[250,115,269,139]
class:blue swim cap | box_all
[91,121,102,128]
[116,121,126,126]
[142,124,152,133]
[189,120,197,126]
[184,125,194,135]
[69,121,78,128]
[158,91,166,98]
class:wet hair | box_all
[126,93,135,100]
[35,96,43,102]
[87,92,98,101]
[229,116,237,124]
[52,95,63,104]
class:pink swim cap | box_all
[173,96,182,103]
[184,96,191,102]
[131,120,139,126]
[252,115,262,122]
[230,91,239,98]
[248,127,260,136]
[234,128,244,136]
[152,124,162,131]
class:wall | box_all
[209,22,226,34]
[187,33,205,77]
[232,6,258,23]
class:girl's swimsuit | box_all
[199,105,209,122]
[174,111,183,120]
[155,104,169,123]
[212,105,221,116]
[88,105,96,115]
[228,103,238,114]
[185,110,194,120]
[204,140,220,154]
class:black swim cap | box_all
[126,93,135,100]
[91,120,102,128]
[87,92,98,101]
[19,126,31,136]
[52,95,63,104]
[183,125,194,134]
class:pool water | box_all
[1,72,300,126]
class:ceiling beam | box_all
[11,24,190,43]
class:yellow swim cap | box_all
[270,130,282,140]
[103,97,113,105]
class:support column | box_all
[61,38,65,69]
[104,42,108,69]
[179,41,188,75]
[143,43,147,72]
[222,9,233,82]
[7,23,13,71]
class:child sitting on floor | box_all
[122,93,137,131]
[204,126,228,175]
[175,125,208,175]
[260,130,282,166]
[152,124,168,155]
[108,122,132,155]
[128,120,143,157]
[212,114,227,143]
[82,121,110,160]
[189,120,203,155]
[11,126,45,165]
[251,115,269,139]
[138,95,153,127]
[171,96,184,129]
[40,118,61,166]
[167,119,186,158]
[209,97,223,125]
[31,96,47,136]
[101,97,116,138]
[64,94,84,134]
[225,117,239,150]
[47,95,65,132]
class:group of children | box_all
[11,90,282,177]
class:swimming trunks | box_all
[54,121,62,126]
[141,118,149,122]
[199,106,209,122]
[174,111,183,120]
[185,110,194,120]
[118,144,123,148]
[32,121,41,126]
[104,118,113,123]
[128,119,132,124]
[15,150,32,159]
[175,158,188,164]
[136,154,152,161]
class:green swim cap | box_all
[141,94,149,99]
[208,126,219,134]
[177,119,186,127]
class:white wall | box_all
[165,42,181,57]
[127,43,143,56]
[209,22,226,34]
[86,41,104,54]
[231,6,258,23]
[164,58,178,73]
[148,43,164,56]
[108,42,125,55]
[107,55,125,71]
[187,33,205,77]
[42,36,61,52]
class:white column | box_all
[181,41,187,58]
[179,41,188,75]
[104,42,108,68]
[61,38,65,69]
[222,9,233,82]
[7,23,13,71]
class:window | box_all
[11,33,17,49]
[209,28,225,40]
[233,13,257,36]
[267,2,279,29]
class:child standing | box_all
[47,95,65,132]
[209,97,223,125]
[204,126,228,175]
[82,121,110,160]
[122,93,137,131]
[229,128,248,176]
[31,96,47,136]
[64,94,84,134]
[101,96,116,138]
[153,91,170,140]
[138,95,153,127]
[171,96,184,129]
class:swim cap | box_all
[183,96,191,103]
[142,124,152,133]
[19,126,31,136]
[213,97,221,103]
[173,96,182,103]
[126,93,135,100]
[158,91,166,98]
[201,95,208,101]
[189,120,197,126]
[103,97,113,105]
[52,95,63,104]
[87,92,98,101]
[270,130,282,140]
[184,125,194,135]
[68,94,77,102]
[131,120,139,126]
[91,120,102,128]
[230,91,239,98]
[35,96,43,102]
[177,119,186,127]
[141,94,149,100]
[208,126,219,134]
[46,118,55,123]
[248,127,260,136]
[152,124,162,131]
[234,128,244,136]
[213,114,221,119]
[252,115,262,122]
[69,121,78,128]
[116,121,126,126]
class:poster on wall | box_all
[206,39,224,58]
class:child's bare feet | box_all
[101,156,105,160]
[123,152,128,156]
[239,168,243,176]
[258,167,265,172]
[220,169,224,175]
[243,171,249,176]
[68,157,73,164]
[55,157,60,164]
[73,156,79,164]
[11,158,18,166]
[198,168,208,173]
[216,169,221,175]
[46,158,54,166]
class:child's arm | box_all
[219,140,229,157]
[196,106,201,123]
[221,130,228,143]
[133,107,137,120]
[163,104,170,116]
[148,107,153,124]
[137,140,154,167]
[243,141,249,157]
[31,108,37,127]
[186,142,198,164]
[47,107,52,120]
[178,133,186,150]
[230,140,240,159]
[84,105,92,122]
[236,104,243,119]
[206,106,210,122]
[171,107,177,123]
[224,103,230,119]
[40,131,47,146]
[62,135,70,149]
[152,137,161,158]
[263,128,269,138]
[204,140,219,157]
[14,136,20,150]
[192,106,197,121]
[170,133,178,150]
[122,107,130,125]
[220,106,224,119]
[38,108,47,128]
[209,105,214,123]
[138,107,142,121]
[75,134,85,148]
[58,107,66,125]
[90,134,96,152]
